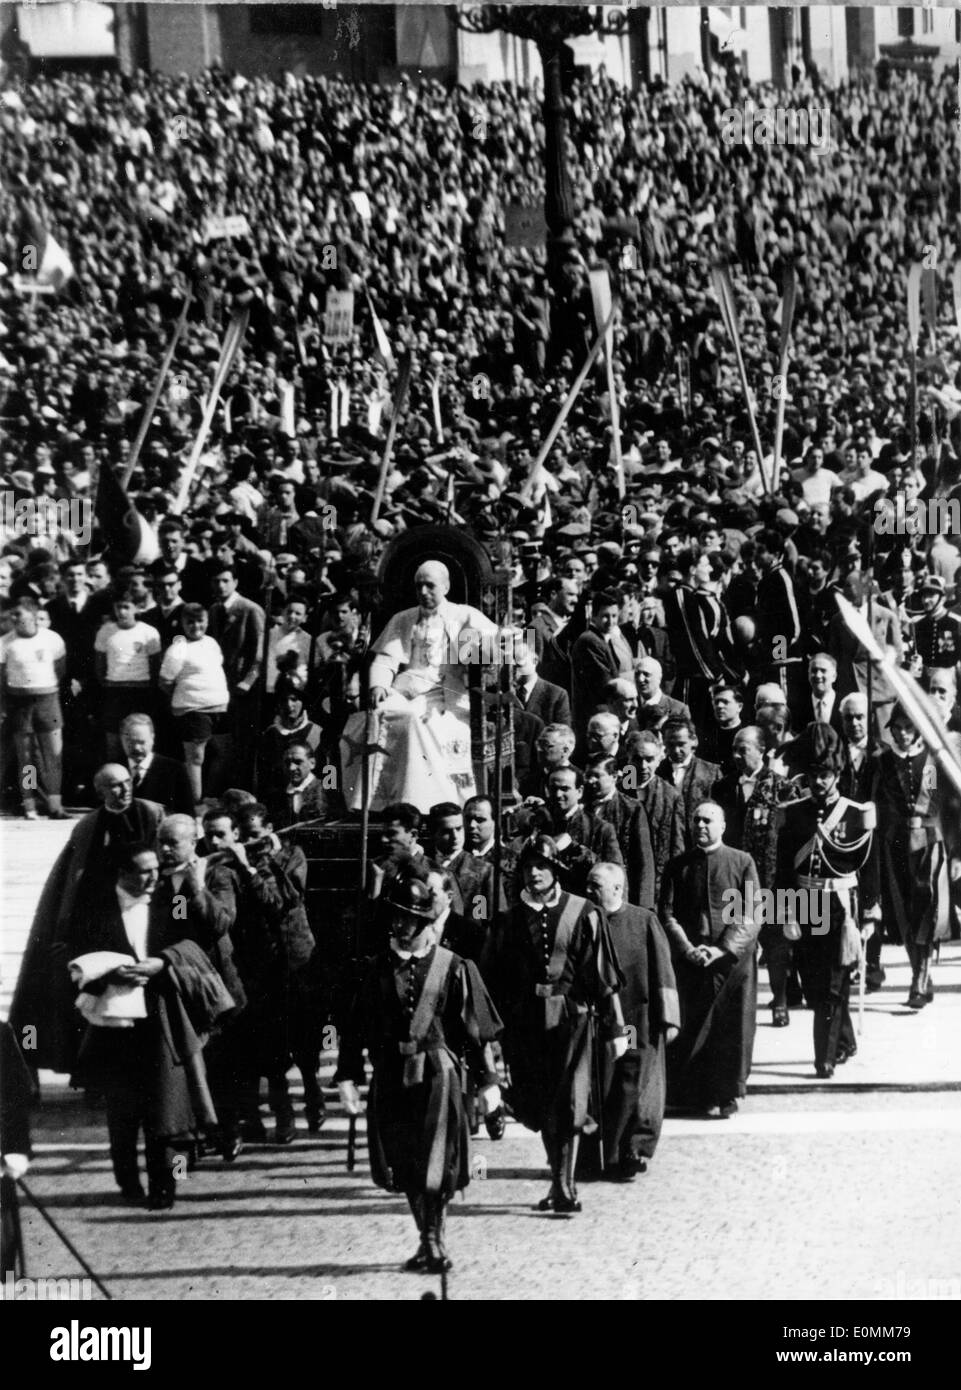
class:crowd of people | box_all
[2,55,961,1277]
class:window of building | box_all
[896,8,915,39]
[920,8,933,36]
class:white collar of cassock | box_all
[390,936,434,960]
[521,885,562,912]
[893,741,924,760]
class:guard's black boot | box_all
[404,1193,429,1271]
[536,1135,562,1211]
[553,1138,582,1214]
[423,1197,452,1273]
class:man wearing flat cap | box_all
[774,724,881,1077]
[334,861,502,1274]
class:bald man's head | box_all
[415,561,451,612]
[94,763,133,813]
[586,860,626,913]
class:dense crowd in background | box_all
[1,57,961,1245]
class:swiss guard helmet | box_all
[381,865,438,921]
[518,834,562,876]
[795,722,842,774]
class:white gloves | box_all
[481,1084,502,1114]
[2,1153,29,1180]
[337,1081,362,1116]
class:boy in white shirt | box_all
[0,596,67,818]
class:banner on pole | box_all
[324,290,355,345]
[505,205,547,249]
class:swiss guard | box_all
[486,835,626,1215]
[774,724,881,1078]
[334,862,502,1274]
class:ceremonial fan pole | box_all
[771,263,797,496]
[121,286,194,488]
[519,304,616,500]
[172,307,249,513]
[907,263,923,467]
[710,264,770,496]
[835,594,961,797]
[370,351,412,525]
[589,265,625,501]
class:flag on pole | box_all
[535,489,553,539]
[20,208,74,291]
[710,263,769,495]
[94,462,159,565]
[589,263,625,500]
[365,288,395,370]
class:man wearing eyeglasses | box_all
[143,568,185,652]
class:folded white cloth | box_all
[69,951,147,1027]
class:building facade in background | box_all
[1,4,959,87]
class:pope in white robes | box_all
[340,561,498,813]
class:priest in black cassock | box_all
[660,800,760,1116]
[585,862,679,1179]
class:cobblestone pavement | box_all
[5,818,961,1301]
[16,1088,961,1303]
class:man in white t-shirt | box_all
[0,596,67,818]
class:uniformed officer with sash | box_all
[486,836,626,1214]
[335,863,502,1274]
[774,724,881,1078]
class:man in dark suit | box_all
[657,717,721,850]
[635,657,690,733]
[837,693,884,991]
[545,765,622,895]
[700,679,745,777]
[583,754,656,908]
[570,589,634,738]
[71,838,232,1208]
[208,562,266,784]
[141,567,186,652]
[512,634,571,726]
[601,677,641,744]
[622,730,685,902]
[9,764,164,1074]
[795,652,844,734]
[267,742,334,829]
[46,558,102,801]
[119,714,194,816]
[150,519,210,605]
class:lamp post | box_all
[455,5,630,347]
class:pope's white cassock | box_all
[340,577,497,813]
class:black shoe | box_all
[306,1108,327,1134]
[772,1006,790,1028]
[484,1106,506,1141]
[552,1191,582,1214]
[605,1153,647,1182]
[118,1182,145,1204]
[147,1188,175,1211]
[272,1120,296,1145]
[835,1044,857,1065]
[865,969,886,994]
[404,1243,430,1272]
[717,1099,738,1119]
[906,991,927,1010]
[815,1063,835,1079]
[424,1249,453,1273]
[222,1135,244,1162]
[536,1189,558,1212]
